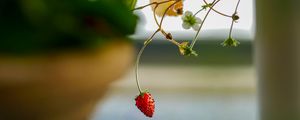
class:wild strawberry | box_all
[135,92,155,117]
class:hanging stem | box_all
[203,0,232,18]
[228,0,241,37]
[234,0,241,14]
[158,0,182,46]
[228,19,235,38]
[152,0,182,46]
[153,0,179,27]
[159,0,180,28]
[135,29,160,93]
[133,0,242,94]
[135,1,182,93]
[194,8,205,17]
[153,4,160,26]
[132,0,176,11]
[190,0,220,49]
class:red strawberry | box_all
[135,92,155,117]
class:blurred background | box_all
[91,0,257,120]
[1,0,299,120]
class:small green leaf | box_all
[221,37,240,47]
[202,3,212,10]
[178,42,198,56]
[130,0,138,9]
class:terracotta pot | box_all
[0,40,134,120]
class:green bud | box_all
[202,3,212,10]
[178,42,198,56]
[221,37,240,47]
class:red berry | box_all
[135,92,155,117]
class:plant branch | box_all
[159,0,181,28]
[135,29,160,93]
[228,19,235,38]
[153,5,160,26]
[203,0,232,18]
[194,8,205,17]
[157,0,182,46]
[228,0,241,37]
[132,0,176,11]
[190,0,220,48]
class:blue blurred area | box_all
[92,90,256,120]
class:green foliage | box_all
[201,3,212,10]
[221,37,240,47]
[128,0,138,9]
[0,0,137,54]
[179,42,198,56]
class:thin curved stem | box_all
[135,0,179,93]
[203,0,232,18]
[234,0,241,13]
[228,20,235,38]
[190,0,220,48]
[153,0,177,27]
[135,29,160,93]
[194,8,205,17]
[157,0,181,46]
[132,0,176,11]
[153,5,160,26]
[159,0,181,28]
[135,46,145,93]
[228,0,241,37]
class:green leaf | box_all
[74,0,138,35]
[202,3,212,10]
[130,0,138,9]
[178,42,198,56]
[0,0,138,54]
[221,37,240,47]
